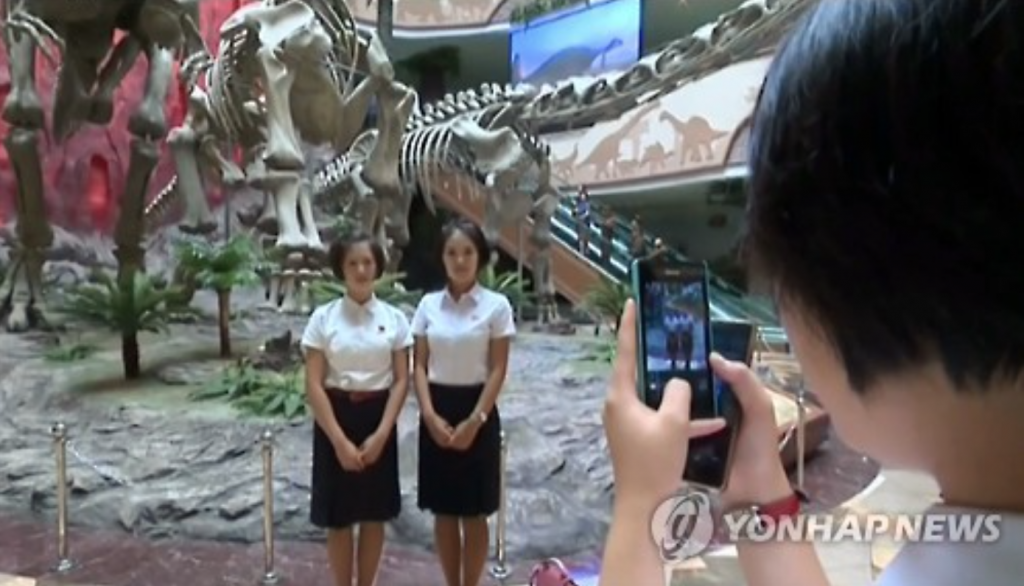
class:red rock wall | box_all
[0,0,251,233]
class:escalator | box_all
[430,173,786,347]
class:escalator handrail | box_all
[552,202,777,323]
[556,200,750,295]
[547,215,777,324]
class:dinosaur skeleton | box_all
[0,0,201,331]
[308,0,806,319]
[312,84,566,321]
[140,0,417,312]
[144,0,387,242]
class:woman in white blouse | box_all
[411,219,516,586]
[301,233,412,586]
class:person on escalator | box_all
[629,215,645,259]
[651,237,668,260]
[597,2,1024,585]
[575,186,591,256]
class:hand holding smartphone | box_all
[630,258,747,489]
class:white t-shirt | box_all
[301,296,412,391]
[411,285,516,386]
[876,505,1024,586]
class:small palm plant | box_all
[175,235,262,358]
[579,278,632,334]
[479,266,533,314]
[60,272,178,380]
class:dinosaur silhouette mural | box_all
[576,101,659,181]
[658,111,729,166]
[550,143,578,181]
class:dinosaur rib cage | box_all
[312,107,552,213]
[311,121,472,206]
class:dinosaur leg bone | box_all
[349,170,392,264]
[364,29,395,81]
[254,45,303,170]
[167,123,217,234]
[263,170,308,249]
[52,33,104,142]
[364,81,416,242]
[199,134,245,186]
[1,19,44,129]
[297,179,323,249]
[0,128,54,331]
[239,0,319,171]
[481,194,505,267]
[0,23,53,331]
[129,45,175,140]
[91,34,144,126]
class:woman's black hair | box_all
[327,232,386,281]
[440,218,491,275]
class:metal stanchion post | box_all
[516,222,524,320]
[51,422,75,573]
[260,430,279,585]
[795,386,807,492]
[489,430,511,581]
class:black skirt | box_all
[310,389,400,529]
[417,383,501,517]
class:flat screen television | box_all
[510,0,642,87]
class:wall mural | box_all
[546,56,771,187]
[0,1,247,233]
[351,0,506,28]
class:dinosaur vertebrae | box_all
[407,0,804,131]
[405,83,536,130]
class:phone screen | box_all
[632,258,743,489]
[633,259,715,414]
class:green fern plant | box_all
[579,278,632,334]
[44,343,96,363]
[175,235,262,357]
[59,272,183,379]
[190,362,307,420]
[479,266,533,312]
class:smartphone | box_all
[681,320,754,488]
[630,257,738,489]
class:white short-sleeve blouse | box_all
[411,285,516,386]
[301,296,412,391]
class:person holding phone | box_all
[598,2,1024,585]
[301,234,412,586]
[412,219,516,586]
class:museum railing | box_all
[44,423,518,584]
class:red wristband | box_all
[753,490,805,523]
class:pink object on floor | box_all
[529,558,579,586]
